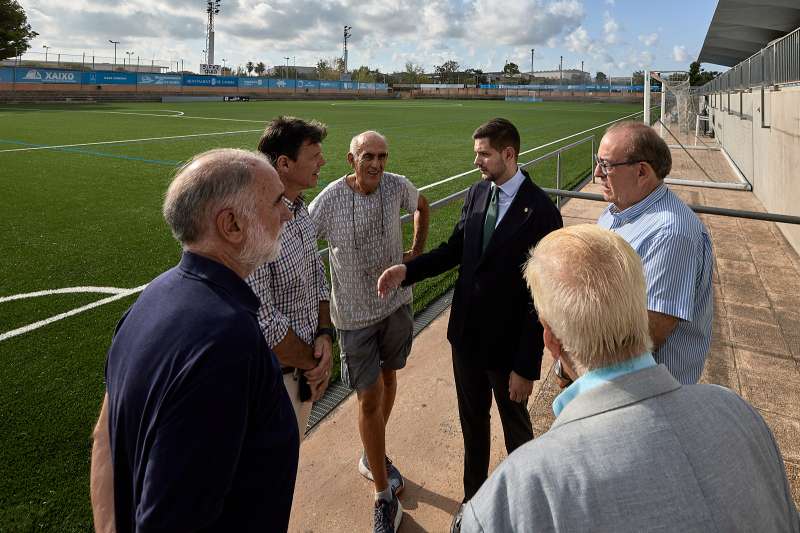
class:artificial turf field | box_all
[0,98,640,530]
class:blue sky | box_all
[19,0,724,76]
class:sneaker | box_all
[374,489,403,533]
[359,451,405,495]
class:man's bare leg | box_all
[357,377,388,491]
[381,368,397,424]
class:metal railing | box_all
[701,25,800,94]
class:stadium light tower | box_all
[42,44,50,63]
[109,40,120,68]
[343,25,352,72]
[125,51,134,69]
[530,48,534,78]
[205,0,221,66]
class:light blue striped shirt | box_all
[597,184,713,384]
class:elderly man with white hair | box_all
[90,148,297,533]
[461,224,799,533]
[309,130,429,533]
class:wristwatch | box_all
[315,327,337,343]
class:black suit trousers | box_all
[452,347,534,500]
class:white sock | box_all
[375,486,392,502]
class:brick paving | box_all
[290,149,800,531]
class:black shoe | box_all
[374,489,403,533]
[450,502,465,533]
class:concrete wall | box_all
[709,86,800,252]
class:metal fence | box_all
[701,25,800,93]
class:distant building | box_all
[532,69,588,81]
[267,65,317,77]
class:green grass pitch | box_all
[0,98,640,531]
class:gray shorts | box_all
[339,304,414,390]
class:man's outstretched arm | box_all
[91,393,116,533]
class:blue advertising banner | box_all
[296,79,319,90]
[15,68,80,84]
[137,74,182,86]
[319,81,341,90]
[183,75,238,87]
[238,77,269,88]
[0,68,13,83]
[82,71,137,85]
[268,78,296,89]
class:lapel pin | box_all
[524,207,529,213]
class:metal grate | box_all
[305,288,454,435]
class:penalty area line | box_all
[0,286,134,304]
[0,128,263,154]
[0,285,148,343]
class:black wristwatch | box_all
[315,327,337,343]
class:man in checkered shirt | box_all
[246,116,334,440]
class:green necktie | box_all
[482,184,499,253]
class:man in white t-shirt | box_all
[309,131,429,533]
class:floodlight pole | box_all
[109,40,120,69]
[206,0,221,67]
[285,56,289,79]
[343,25,352,73]
[43,44,50,63]
[559,55,563,91]
[530,48,534,80]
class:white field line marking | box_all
[0,128,262,153]
[89,110,185,118]
[0,285,147,343]
[0,286,132,303]
[418,108,645,192]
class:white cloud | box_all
[638,33,659,47]
[565,26,593,53]
[604,0,615,4]
[470,0,584,46]
[672,45,688,62]
[603,12,619,44]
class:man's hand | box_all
[509,371,534,403]
[377,264,407,298]
[305,334,333,394]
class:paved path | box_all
[291,175,800,531]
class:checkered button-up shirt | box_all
[246,197,331,347]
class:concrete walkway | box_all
[290,168,800,531]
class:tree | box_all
[632,71,644,85]
[334,57,346,73]
[352,65,376,82]
[434,60,460,83]
[595,71,608,84]
[503,62,520,75]
[464,68,485,85]
[255,62,266,76]
[401,61,425,83]
[246,61,254,76]
[688,61,719,86]
[0,0,38,60]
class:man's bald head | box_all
[349,130,388,156]
[163,148,274,245]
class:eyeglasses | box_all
[593,154,650,176]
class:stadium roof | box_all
[698,0,800,66]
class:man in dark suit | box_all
[377,118,563,529]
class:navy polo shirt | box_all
[106,251,299,533]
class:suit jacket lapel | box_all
[467,182,491,263]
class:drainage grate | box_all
[305,288,454,435]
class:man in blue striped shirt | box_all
[595,121,713,384]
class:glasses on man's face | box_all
[593,154,649,176]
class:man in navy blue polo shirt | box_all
[90,148,296,532]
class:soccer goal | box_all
[644,70,713,149]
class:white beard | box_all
[240,219,283,270]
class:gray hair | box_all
[524,224,652,373]
[606,121,672,179]
[349,130,388,156]
[163,148,270,245]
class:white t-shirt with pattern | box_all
[309,172,418,330]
